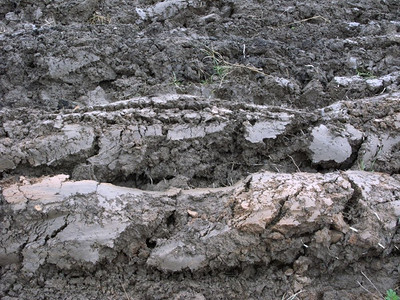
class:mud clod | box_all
[1,0,400,299]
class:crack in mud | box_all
[265,196,290,230]
[342,175,364,226]
[43,214,70,246]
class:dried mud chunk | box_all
[299,79,327,108]
[20,124,95,168]
[146,240,207,272]
[1,170,400,281]
[0,157,15,172]
[243,113,292,143]
[355,132,400,172]
[232,172,353,236]
[308,124,363,168]
[309,124,351,164]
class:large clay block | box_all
[2,171,399,274]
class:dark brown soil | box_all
[1,0,400,299]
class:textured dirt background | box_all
[1,0,399,110]
[1,0,400,299]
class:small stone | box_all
[187,210,198,218]
[329,230,344,243]
[293,256,312,274]
[34,8,43,20]
[285,268,294,276]
[293,280,303,292]
[34,205,42,212]
[5,12,19,21]
[293,275,313,291]
[165,188,181,197]
[268,232,285,240]
[138,249,150,259]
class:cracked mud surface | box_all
[1,0,400,299]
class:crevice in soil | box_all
[342,177,363,226]
[44,215,69,246]
[145,238,157,249]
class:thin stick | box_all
[121,282,132,300]
[288,155,301,172]
[349,226,359,232]
[224,61,267,75]
[276,15,331,28]
[357,281,375,297]
[284,290,304,300]
[361,271,383,298]
[372,211,381,222]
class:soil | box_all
[1,0,400,299]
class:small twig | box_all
[372,211,381,222]
[288,155,301,172]
[349,226,359,232]
[282,290,304,300]
[357,281,376,296]
[275,15,331,28]
[89,11,111,24]
[225,61,266,75]
[120,282,132,300]
[361,271,383,298]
